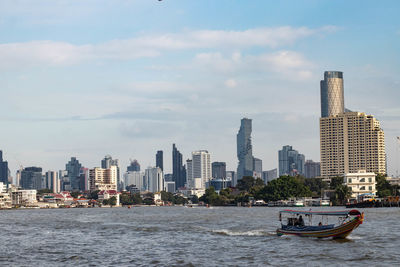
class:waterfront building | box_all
[344,170,377,200]
[10,186,37,206]
[262,168,278,184]
[66,157,82,191]
[124,171,144,191]
[253,158,262,179]
[186,150,211,189]
[89,166,118,191]
[101,155,121,190]
[212,162,226,180]
[165,181,176,193]
[320,71,345,118]
[127,159,141,172]
[0,182,11,208]
[278,145,305,176]
[98,190,120,206]
[20,167,42,190]
[320,112,386,177]
[304,160,321,178]
[0,151,9,185]
[236,118,254,186]
[172,144,186,189]
[45,171,60,193]
[156,150,163,171]
[145,167,164,193]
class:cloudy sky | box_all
[1,0,399,176]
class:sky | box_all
[1,0,399,177]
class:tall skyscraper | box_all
[253,158,262,178]
[156,150,163,171]
[236,118,253,185]
[187,150,211,189]
[45,171,60,193]
[304,160,321,178]
[0,151,8,185]
[212,162,226,179]
[66,157,82,191]
[101,155,121,190]
[127,159,140,172]
[145,167,164,193]
[124,171,144,191]
[20,167,42,190]
[320,112,386,177]
[278,145,305,176]
[320,71,345,117]
[172,144,186,189]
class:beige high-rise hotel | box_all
[319,71,386,178]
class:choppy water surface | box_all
[1,207,399,266]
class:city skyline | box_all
[1,1,400,176]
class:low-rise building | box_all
[344,170,377,200]
[98,190,120,206]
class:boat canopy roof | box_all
[279,209,361,216]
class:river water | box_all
[1,206,399,266]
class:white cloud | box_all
[224,79,237,88]
[193,50,314,80]
[0,26,335,70]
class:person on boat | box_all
[297,215,304,227]
[318,222,322,226]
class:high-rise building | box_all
[226,171,235,182]
[236,118,253,185]
[172,144,186,189]
[101,155,121,190]
[45,171,60,193]
[262,168,278,184]
[279,145,305,176]
[156,150,163,171]
[124,171,144,191]
[253,158,262,178]
[89,166,118,191]
[320,112,386,177]
[20,167,42,190]
[79,168,89,192]
[212,162,226,179]
[145,167,164,193]
[187,150,211,189]
[186,159,193,187]
[320,71,345,118]
[66,157,82,191]
[304,160,321,178]
[127,159,140,172]
[0,151,9,185]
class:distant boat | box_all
[277,209,364,239]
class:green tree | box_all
[70,191,80,198]
[108,196,117,206]
[89,190,100,200]
[237,176,257,191]
[131,193,142,205]
[304,178,329,197]
[191,195,199,204]
[120,193,134,205]
[334,184,351,205]
[330,177,344,189]
[37,189,52,195]
[376,174,393,197]
[258,176,312,202]
[102,199,109,205]
[161,191,174,202]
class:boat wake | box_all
[212,229,274,237]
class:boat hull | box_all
[277,213,363,239]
